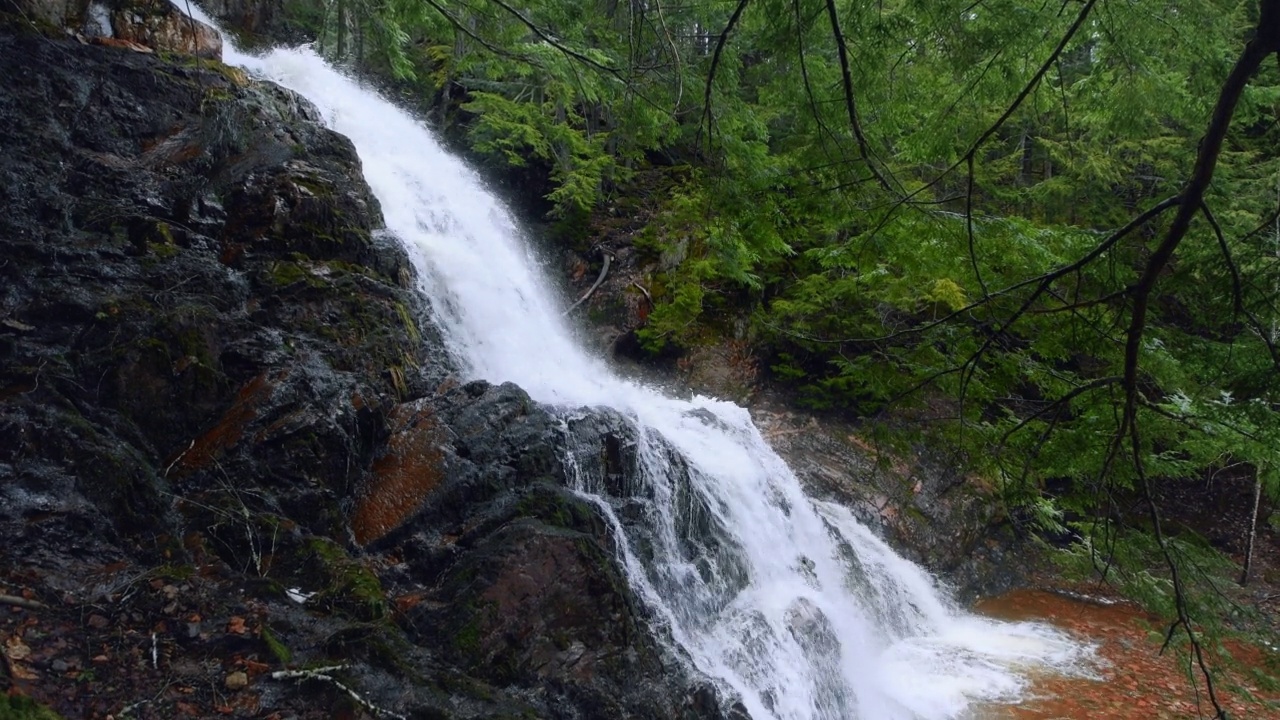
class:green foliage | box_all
[1056,525,1245,631]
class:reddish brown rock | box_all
[351,398,445,546]
[110,0,221,58]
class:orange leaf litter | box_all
[971,589,1280,719]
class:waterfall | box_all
[186,8,1093,718]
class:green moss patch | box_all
[0,695,65,720]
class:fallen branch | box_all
[563,252,612,316]
[271,665,406,720]
[117,699,150,718]
[0,594,44,610]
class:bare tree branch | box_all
[1129,418,1227,718]
[823,0,896,193]
[699,0,752,153]
[1117,0,1280,462]
[1202,201,1280,371]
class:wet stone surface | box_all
[0,21,733,720]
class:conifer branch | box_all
[485,0,620,77]
[823,0,896,194]
[863,0,1098,227]
[794,0,843,160]
[774,194,1181,347]
[996,376,1122,448]
[428,0,668,114]
[421,0,525,61]
[959,0,1097,167]
[699,0,752,153]
[1202,201,1280,370]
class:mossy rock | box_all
[265,260,320,288]
[305,537,388,621]
[515,486,602,532]
[260,624,294,665]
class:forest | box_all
[274,0,1280,710]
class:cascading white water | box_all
[186,8,1094,717]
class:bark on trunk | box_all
[1241,464,1265,586]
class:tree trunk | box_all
[335,0,347,60]
[1240,464,1264,586]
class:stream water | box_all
[184,6,1095,717]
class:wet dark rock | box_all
[0,0,86,28]
[0,28,421,552]
[382,381,737,719]
[197,0,308,47]
[0,22,730,720]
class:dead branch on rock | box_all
[271,665,407,720]
[0,594,44,610]
[564,251,612,316]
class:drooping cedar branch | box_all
[486,0,620,77]
[959,0,1098,167]
[997,376,1124,448]
[844,0,1098,228]
[1203,202,1280,371]
[1113,6,1280,715]
[422,0,525,60]
[776,194,1182,347]
[1118,0,1280,437]
[699,0,752,152]
[452,0,667,114]
[823,0,895,194]
[794,0,844,161]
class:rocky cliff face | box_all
[0,18,727,720]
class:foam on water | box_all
[184,7,1095,717]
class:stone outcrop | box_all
[197,0,295,44]
[0,21,729,720]
[0,0,83,27]
[3,0,221,56]
[109,0,222,57]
